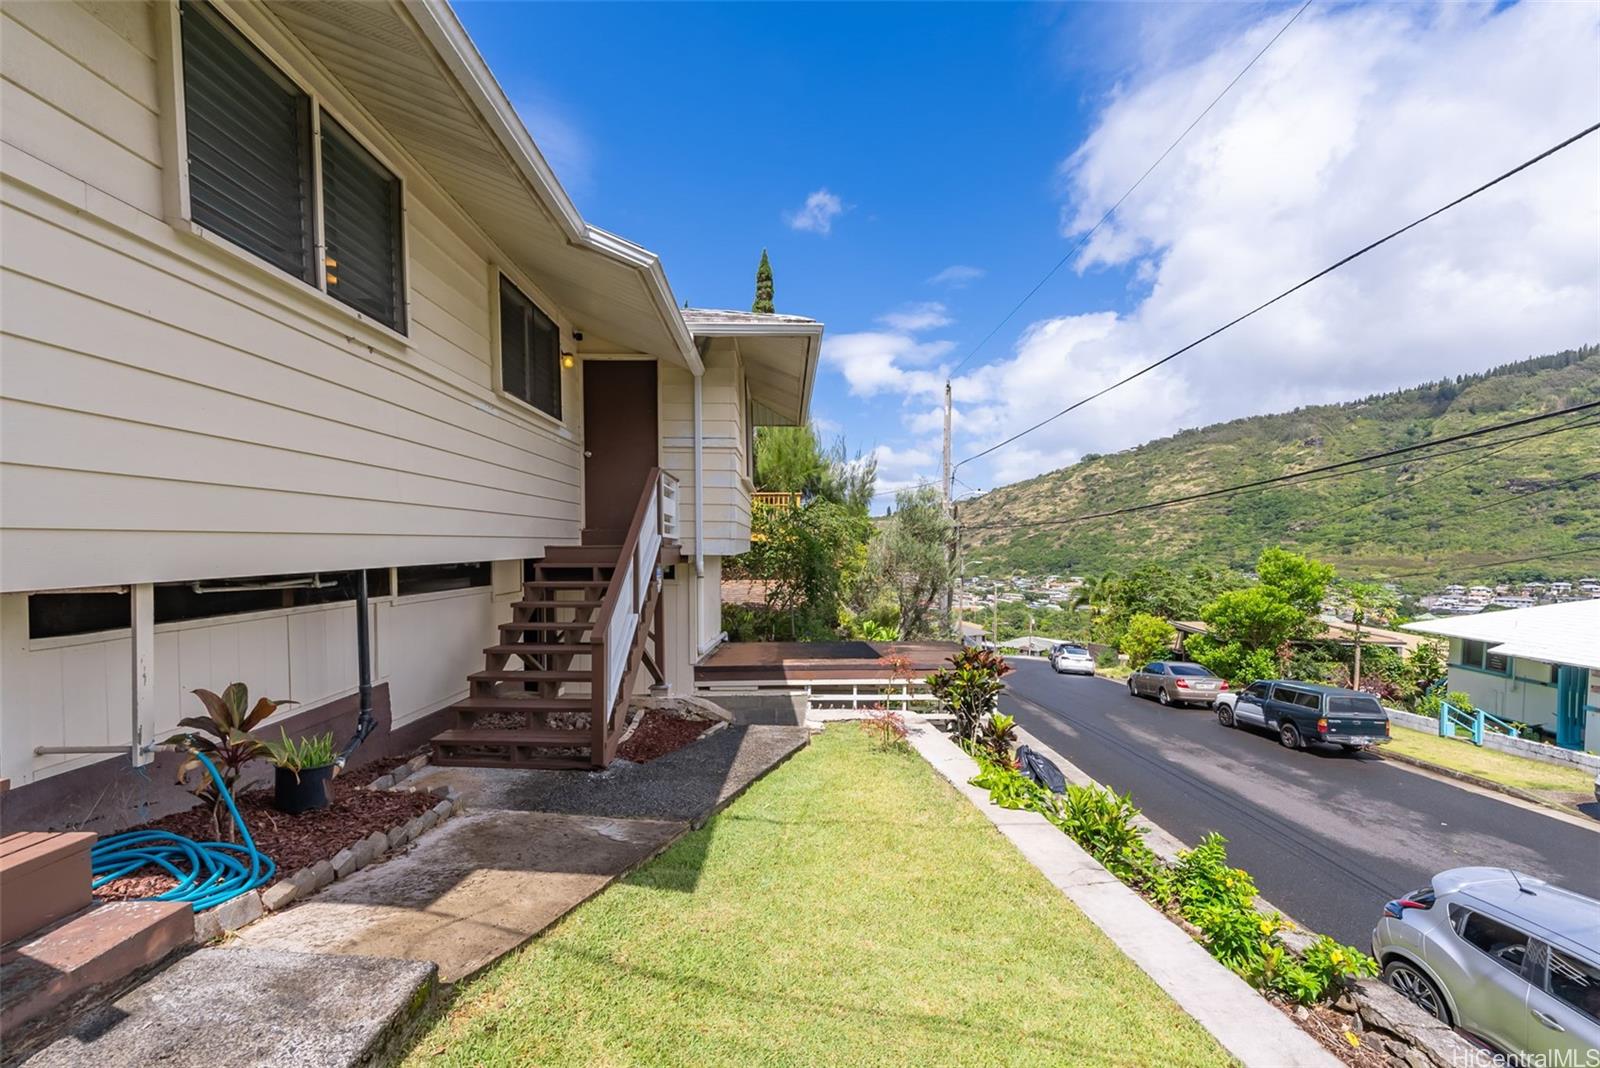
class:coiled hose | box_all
[90,750,275,912]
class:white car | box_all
[1050,643,1096,675]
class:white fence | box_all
[1387,707,1600,773]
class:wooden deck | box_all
[694,641,960,683]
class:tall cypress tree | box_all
[752,249,775,314]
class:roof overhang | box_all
[270,0,699,371]
[1403,600,1600,670]
[681,316,823,426]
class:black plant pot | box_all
[274,764,334,814]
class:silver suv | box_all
[1371,867,1600,1059]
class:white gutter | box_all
[407,2,701,373]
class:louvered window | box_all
[180,0,315,284]
[499,276,561,418]
[321,114,405,331]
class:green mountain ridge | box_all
[960,345,1600,589]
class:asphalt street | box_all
[999,657,1600,947]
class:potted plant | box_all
[263,729,338,814]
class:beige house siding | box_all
[661,340,751,559]
[1,0,584,594]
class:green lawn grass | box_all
[403,724,1233,1067]
[1384,725,1595,802]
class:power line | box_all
[946,0,1315,379]
[1318,411,1600,523]
[1381,544,1600,580]
[954,120,1600,472]
[961,400,1600,532]
[1343,471,1598,543]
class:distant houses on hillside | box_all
[1421,576,1600,615]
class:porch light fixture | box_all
[561,353,575,369]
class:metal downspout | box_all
[693,347,707,580]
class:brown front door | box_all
[582,360,658,544]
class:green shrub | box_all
[1119,613,1177,667]
[975,712,1018,766]
[965,758,1376,1005]
[928,647,1012,741]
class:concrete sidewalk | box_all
[906,720,1341,1068]
[21,726,808,1066]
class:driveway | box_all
[1000,658,1600,946]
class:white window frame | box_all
[154,0,413,345]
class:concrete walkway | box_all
[906,720,1341,1068]
[23,725,808,1066]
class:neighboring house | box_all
[0,1,819,827]
[955,621,988,647]
[1404,600,1600,750]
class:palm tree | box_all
[1069,573,1116,621]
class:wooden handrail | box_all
[592,468,663,638]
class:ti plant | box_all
[927,646,1012,743]
[164,682,294,840]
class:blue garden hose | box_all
[90,750,275,912]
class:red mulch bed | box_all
[92,777,434,902]
[617,712,713,763]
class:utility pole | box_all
[993,580,1001,647]
[942,381,954,633]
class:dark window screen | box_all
[181,1,315,283]
[499,276,561,418]
[321,114,405,331]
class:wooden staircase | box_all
[432,469,679,770]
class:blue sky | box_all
[456,2,1600,506]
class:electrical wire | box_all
[946,0,1315,378]
[1339,471,1598,543]
[1380,545,1600,580]
[961,400,1600,532]
[954,120,1600,471]
[1316,410,1600,522]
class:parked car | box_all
[1127,661,1226,706]
[1050,643,1096,676]
[1372,867,1600,1060]
[1218,680,1390,752]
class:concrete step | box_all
[0,900,193,1036]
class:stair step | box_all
[433,727,590,747]
[0,901,193,1035]
[484,643,593,656]
[450,696,590,713]
[522,580,609,589]
[469,669,590,683]
[1,832,95,944]
[499,621,592,632]
[511,599,603,610]
[540,545,622,563]
[430,752,594,771]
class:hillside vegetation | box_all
[961,346,1600,588]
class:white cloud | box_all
[878,302,953,333]
[821,330,956,398]
[878,1,1599,494]
[785,189,845,235]
[928,265,985,288]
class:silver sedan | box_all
[1127,661,1227,707]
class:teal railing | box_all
[1438,700,1521,746]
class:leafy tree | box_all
[733,500,870,640]
[1202,587,1305,650]
[872,486,953,638]
[752,249,774,314]
[1256,548,1335,625]
[1120,613,1176,666]
[754,425,878,513]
